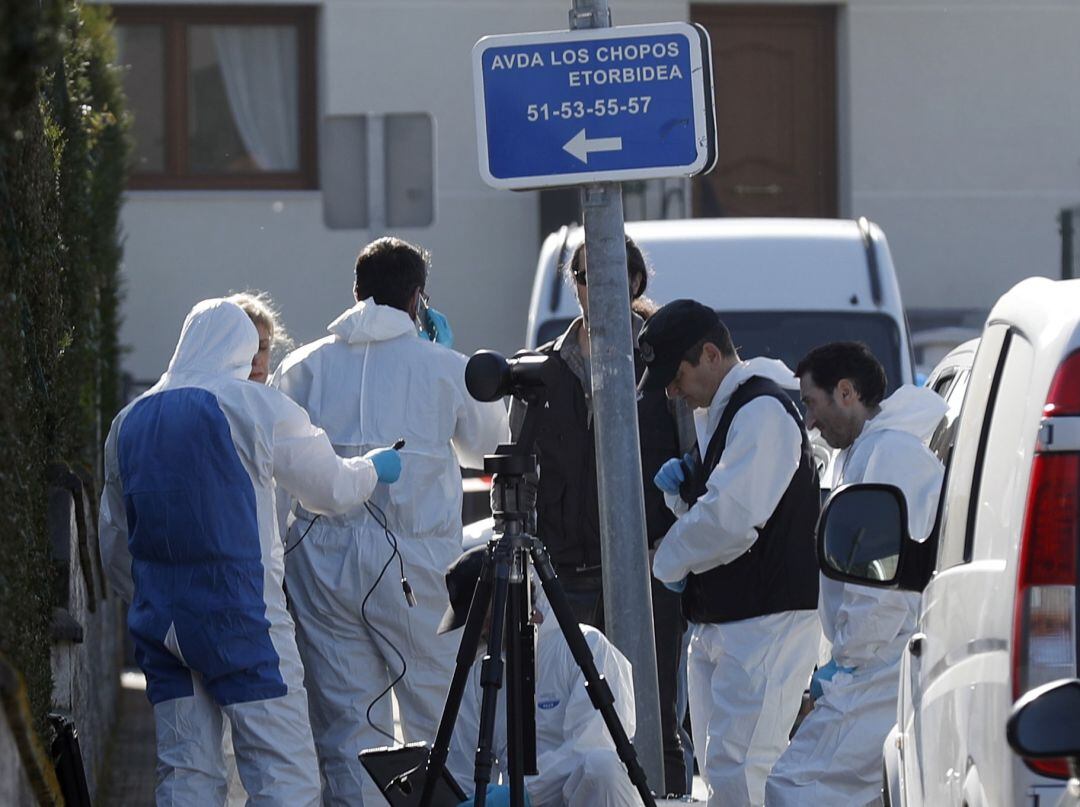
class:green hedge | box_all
[0,0,129,739]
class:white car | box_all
[818,276,1080,806]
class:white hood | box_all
[166,298,257,381]
[859,384,948,444]
[327,299,416,345]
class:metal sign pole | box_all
[570,0,665,794]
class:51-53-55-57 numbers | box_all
[527,96,652,122]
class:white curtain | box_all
[212,25,299,171]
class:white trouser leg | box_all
[224,689,321,807]
[153,676,228,806]
[686,623,716,797]
[286,521,392,806]
[373,535,462,744]
[561,748,638,807]
[766,659,900,806]
[689,612,820,807]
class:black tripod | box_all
[418,441,657,807]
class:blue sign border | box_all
[472,22,714,190]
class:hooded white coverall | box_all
[766,384,947,807]
[100,299,381,806]
[652,358,823,807]
[271,300,507,806]
[447,608,639,807]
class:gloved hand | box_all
[809,659,855,700]
[653,457,686,494]
[458,784,530,807]
[427,308,453,348]
[363,447,402,484]
[662,577,687,594]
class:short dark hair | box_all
[354,236,429,311]
[684,322,736,364]
[795,341,887,407]
[565,235,650,300]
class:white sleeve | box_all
[451,360,509,470]
[527,631,636,804]
[664,489,690,516]
[99,418,134,603]
[830,437,943,668]
[270,394,379,514]
[652,397,802,583]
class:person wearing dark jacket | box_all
[506,237,691,796]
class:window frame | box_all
[112,4,318,191]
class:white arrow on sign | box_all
[563,129,623,164]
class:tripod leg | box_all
[471,544,515,807]
[531,540,658,807]
[505,564,537,778]
[419,542,496,807]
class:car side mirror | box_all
[817,484,909,587]
[1007,679,1080,768]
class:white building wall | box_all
[109,0,1080,381]
[111,0,684,382]
[844,0,1080,312]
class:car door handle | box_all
[908,632,926,657]
[731,183,782,196]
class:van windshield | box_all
[717,311,905,394]
[535,310,905,392]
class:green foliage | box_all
[0,0,129,738]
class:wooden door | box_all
[692,5,837,217]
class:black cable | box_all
[362,500,412,745]
[282,442,415,744]
[284,511,320,556]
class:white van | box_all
[818,276,1080,806]
[527,217,916,391]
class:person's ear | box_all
[407,286,421,319]
[836,378,858,405]
[703,341,723,366]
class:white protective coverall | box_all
[447,605,639,807]
[100,299,381,806]
[652,358,822,807]
[271,300,507,806]
[766,384,946,807]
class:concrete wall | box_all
[104,0,1080,382]
[48,473,124,801]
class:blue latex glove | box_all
[427,308,454,348]
[810,659,855,700]
[654,457,686,494]
[458,784,530,807]
[364,447,401,484]
[662,577,687,594]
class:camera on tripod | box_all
[464,350,554,405]
[362,349,656,807]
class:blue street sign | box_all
[472,22,716,190]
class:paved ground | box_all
[98,671,156,806]
[97,668,707,805]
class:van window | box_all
[936,325,1011,569]
[716,311,904,394]
[536,310,904,393]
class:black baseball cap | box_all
[437,544,488,634]
[638,299,723,391]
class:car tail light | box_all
[1013,351,1080,779]
[1044,350,1080,417]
